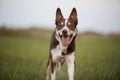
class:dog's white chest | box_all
[51,45,67,62]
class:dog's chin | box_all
[59,34,73,47]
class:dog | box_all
[46,8,78,80]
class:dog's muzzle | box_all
[58,30,72,47]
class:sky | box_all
[0,0,120,34]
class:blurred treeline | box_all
[0,26,120,38]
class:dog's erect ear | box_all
[56,8,63,25]
[69,8,78,25]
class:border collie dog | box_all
[46,8,78,80]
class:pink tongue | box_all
[62,37,69,47]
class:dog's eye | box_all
[68,22,71,25]
[67,22,76,31]
[67,22,73,26]
[60,22,64,26]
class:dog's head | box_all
[55,8,78,47]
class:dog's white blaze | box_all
[62,19,69,32]
[66,52,75,80]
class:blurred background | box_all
[0,0,120,34]
[0,0,120,80]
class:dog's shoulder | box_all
[50,30,59,50]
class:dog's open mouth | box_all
[59,34,72,47]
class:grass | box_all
[0,34,120,80]
[75,37,120,80]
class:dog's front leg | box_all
[67,61,74,80]
[51,60,57,80]
[66,52,75,80]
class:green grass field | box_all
[0,33,120,80]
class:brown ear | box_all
[56,8,63,24]
[69,8,78,25]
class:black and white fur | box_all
[46,8,78,80]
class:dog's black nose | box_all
[62,30,67,35]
